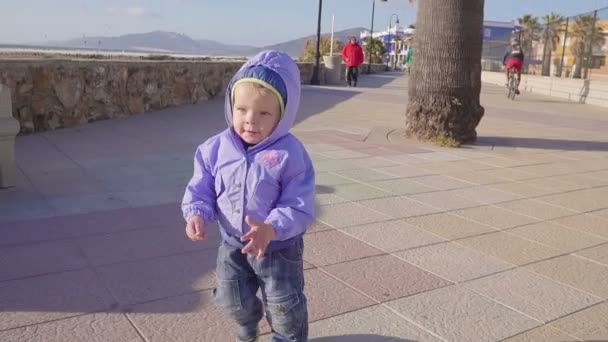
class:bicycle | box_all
[506,67,519,100]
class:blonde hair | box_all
[231,79,285,116]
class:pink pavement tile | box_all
[0,202,184,246]
[319,130,366,142]
[0,240,88,282]
[357,147,404,157]
[0,269,116,331]
[304,230,384,267]
[77,225,220,266]
[307,221,335,233]
[0,312,142,342]
[126,290,237,341]
[96,249,218,305]
[322,254,452,302]
[333,141,380,150]
[382,144,431,154]
[305,269,375,322]
[27,169,106,197]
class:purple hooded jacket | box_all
[181,50,315,252]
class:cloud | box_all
[125,7,146,17]
[105,7,161,19]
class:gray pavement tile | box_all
[403,212,497,240]
[453,205,540,230]
[486,181,555,197]
[526,255,608,299]
[322,254,452,302]
[0,199,56,222]
[407,191,484,211]
[126,290,235,342]
[0,240,87,282]
[316,202,391,228]
[507,221,606,254]
[502,325,579,342]
[517,177,587,194]
[444,170,510,185]
[48,194,131,216]
[574,243,608,266]
[537,190,608,213]
[77,226,218,266]
[457,231,562,266]
[304,305,443,342]
[408,175,474,190]
[0,269,116,330]
[355,196,441,219]
[396,242,513,282]
[314,172,354,187]
[387,285,540,342]
[0,312,143,342]
[367,178,435,195]
[591,208,608,219]
[332,168,399,182]
[342,219,445,252]
[329,183,393,201]
[445,186,522,204]
[96,249,218,305]
[373,164,432,178]
[321,149,371,160]
[465,269,601,323]
[497,199,578,220]
[475,167,539,181]
[549,302,608,341]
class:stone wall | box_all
[0,59,388,134]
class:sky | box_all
[1,0,608,47]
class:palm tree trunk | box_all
[541,39,552,76]
[405,0,485,144]
[573,54,584,78]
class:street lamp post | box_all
[388,14,400,70]
[367,0,388,74]
[310,0,323,85]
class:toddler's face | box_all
[232,82,281,145]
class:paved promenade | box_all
[1,72,607,341]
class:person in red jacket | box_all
[341,36,365,87]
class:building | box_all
[359,20,523,71]
[360,24,415,70]
[549,18,608,77]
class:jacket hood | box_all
[224,50,301,151]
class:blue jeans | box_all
[213,238,308,342]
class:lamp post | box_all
[310,0,323,85]
[388,14,400,70]
[367,0,388,74]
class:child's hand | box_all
[240,216,277,260]
[185,215,207,242]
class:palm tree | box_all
[540,12,564,76]
[405,0,485,144]
[570,14,605,79]
[299,35,344,62]
[517,14,542,56]
[363,37,387,64]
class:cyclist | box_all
[503,43,524,95]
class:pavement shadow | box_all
[310,335,416,342]
[0,73,400,331]
[474,136,608,152]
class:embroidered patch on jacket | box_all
[261,150,282,169]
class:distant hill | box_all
[36,28,368,57]
[49,31,258,56]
